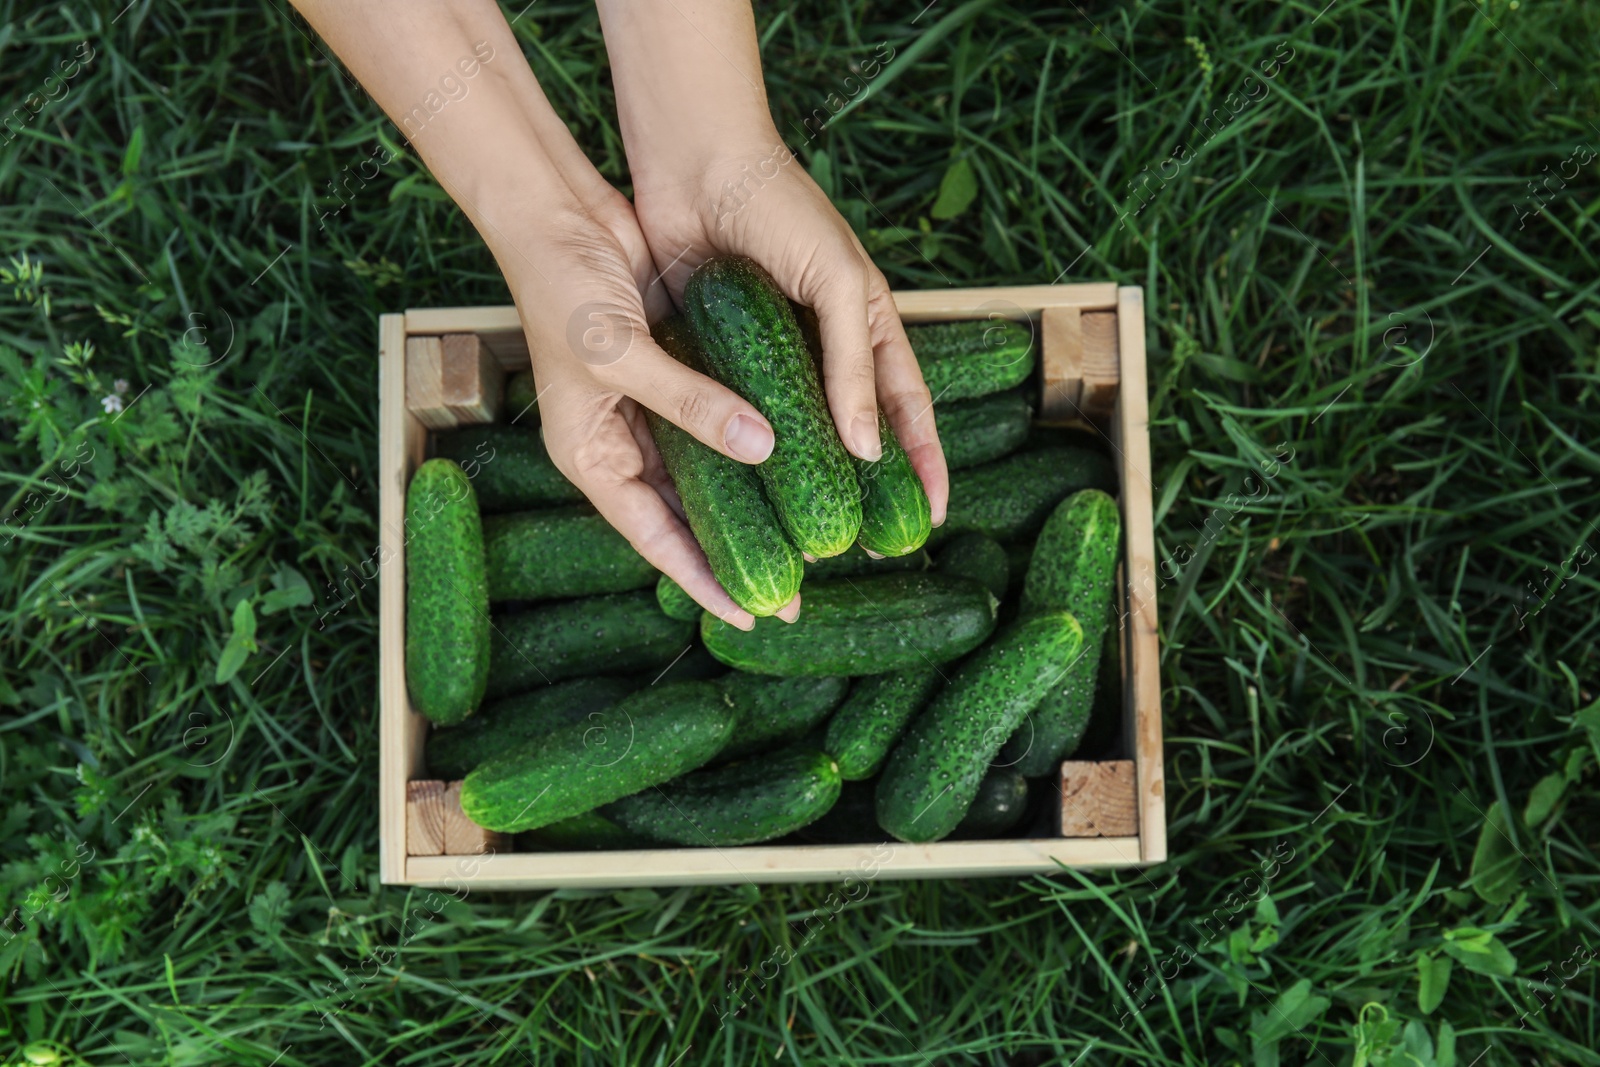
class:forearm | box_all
[290,0,606,284]
[594,0,778,192]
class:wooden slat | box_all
[1038,306,1083,421]
[406,837,1145,890]
[442,781,505,855]
[404,336,458,430]
[1059,761,1138,837]
[1115,286,1166,863]
[1079,311,1121,421]
[379,313,430,884]
[892,283,1119,321]
[406,780,447,856]
[438,334,502,425]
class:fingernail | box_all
[725,414,774,464]
[850,412,882,461]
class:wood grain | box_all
[1038,305,1083,421]
[1058,761,1139,837]
[439,333,501,425]
[442,781,505,855]
[406,780,447,856]
[404,336,457,430]
[1079,311,1122,421]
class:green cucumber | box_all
[935,532,1010,601]
[648,315,803,615]
[433,425,581,512]
[504,370,540,424]
[950,767,1030,838]
[933,447,1116,545]
[683,255,861,558]
[701,572,997,677]
[937,389,1033,470]
[426,676,637,780]
[1004,541,1035,594]
[636,642,729,685]
[876,611,1084,842]
[805,545,930,581]
[405,459,490,725]
[907,319,1035,402]
[854,413,932,556]
[604,747,842,846]
[1003,490,1122,776]
[823,667,943,780]
[716,673,850,762]
[523,809,659,851]
[655,574,701,621]
[461,680,736,832]
[486,591,694,698]
[482,506,656,602]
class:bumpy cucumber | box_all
[635,642,729,685]
[717,673,851,762]
[683,256,861,557]
[426,676,637,780]
[482,506,656,602]
[876,611,1084,842]
[655,574,701,622]
[823,667,943,780]
[805,545,930,581]
[1003,490,1122,776]
[461,680,736,832]
[907,319,1035,402]
[486,591,694,698]
[503,370,540,424]
[937,389,1033,470]
[523,809,659,851]
[934,447,1116,545]
[433,425,581,513]
[604,747,842,846]
[648,315,803,615]
[950,767,1030,838]
[854,413,932,556]
[701,572,997,677]
[405,459,490,725]
[935,532,1010,600]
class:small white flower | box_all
[101,395,123,414]
[114,378,129,395]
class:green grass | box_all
[2,0,1599,1063]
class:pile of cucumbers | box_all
[406,255,1123,846]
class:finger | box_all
[865,279,950,525]
[599,338,776,466]
[775,593,801,624]
[582,473,757,631]
[804,251,881,461]
[619,396,686,523]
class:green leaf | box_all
[931,157,978,219]
[260,565,313,615]
[1523,772,1565,826]
[248,881,291,936]
[214,598,258,685]
[1467,801,1524,903]
[123,125,146,176]
[1441,927,1517,977]
[1417,952,1452,1014]
[1249,978,1331,1066]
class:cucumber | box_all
[683,256,861,558]
[907,319,1034,402]
[461,680,736,832]
[796,780,884,843]
[950,768,1030,838]
[1004,490,1122,776]
[935,532,1010,601]
[823,667,942,780]
[1004,541,1035,594]
[426,676,638,780]
[405,459,490,725]
[717,673,851,762]
[486,591,694,698]
[876,611,1084,842]
[433,425,581,513]
[933,447,1116,546]
[523,809,658,851]
[805,545,931,581]
[655,574,701,622]
[854,413,932,556]
[701,573,998,677]
[604,747,842,846]
[648,315,803,615]
[482,506,657,602]
[636,642,729,685]
[937,389,1033,470]
[504,370,540,424]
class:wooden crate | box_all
[378,284,1164,889]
